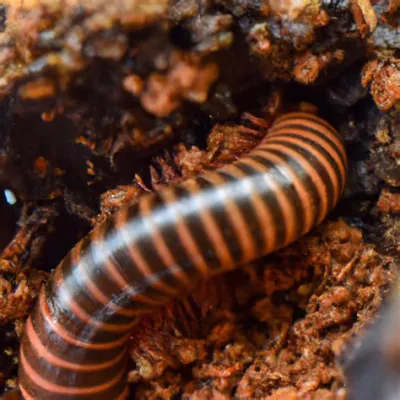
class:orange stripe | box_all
[25,318,126,372]
[262,136,340,207]
[139,194,192,287]
[56,272,138,333]
[19,381,129,400]
[181,179,234,269]
[72,242,137,318]
[20,348,125,396]
[241,157,297,247]
[117,386,130,400]
[19,383,35,400]
[115,207,179,298]
[268,120,346,177]
[203,170,256,263]
[272,112,338,139]
[90,228,162,308]
[245,150,314,234]
[160,187,210,277]
[268,116,347,174]
[251,144,328,224]
[39,291,130,350]
[273,127,346,193]
[219,163,276,254]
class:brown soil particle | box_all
[377,188,400,213]
[0,204,57,325]
[362,57,400,112]
[140,58,219,117]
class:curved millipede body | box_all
[18,112,348,399]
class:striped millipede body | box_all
[18,112,348,399]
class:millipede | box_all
[18,112,348,399]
